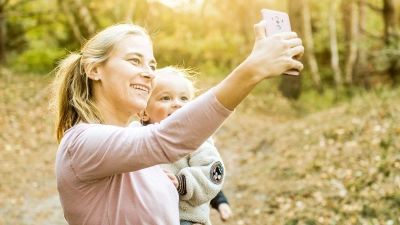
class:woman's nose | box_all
[140,70,155,80]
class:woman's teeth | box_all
[131,85,149,93]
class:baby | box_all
[131,66,225,225]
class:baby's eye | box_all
[161,96,170,101]
[150,65,156,71]
[181,96,189,101]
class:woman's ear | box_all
[87,64,101,81]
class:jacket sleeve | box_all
[210,190,229,209]
[176,137,225,206]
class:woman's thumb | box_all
[254,20,267,41]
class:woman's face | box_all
[93,34,157,124]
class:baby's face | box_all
[145,76,192,124]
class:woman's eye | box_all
[150,65,156,71]
[181,96,189,101]
[129,58,140,64]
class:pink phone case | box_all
[261,9,299,76]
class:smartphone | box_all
[261,9,299,76]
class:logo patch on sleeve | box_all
[210,161,224,184]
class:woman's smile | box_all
[130,84,150,93]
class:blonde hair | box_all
[154,66,199,100]
[50,23,151,143]
[140,66,199,126]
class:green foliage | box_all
[2,0,67,73]
[13,47,65,74]
[296,88,338,113]
[2,0,400,86]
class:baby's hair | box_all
[154,66,199,100]
[139,66,199,126]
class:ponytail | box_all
[50,53,102,143]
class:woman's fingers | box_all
[292,59,304,72]
[277,31,298,40]
[282,35,304,71]
[291,45,305,61]
[285,37,302,48]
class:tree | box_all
[341,0,358,91]
[382,0,400,85]
[57,0,96,44]
[0,0,7,64]
[302,0,322,94]
[0,0,56,66]
[58,0,84,44]
[356,0,370,89]
[328,0,342,94]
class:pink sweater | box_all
[56,89,232,225]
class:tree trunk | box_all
[74,0,96,37]
[58,0,84,44]
[342,0,358,90]
[356,0,370,89]
[278,0,303,100]
[382,0,400,85]
[329,0,343,94]
[0,2,7,64]
[302,0,322,94]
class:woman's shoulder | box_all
[64,123,102,135]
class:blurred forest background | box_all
[1,0,400,225]
[0,0,400,97]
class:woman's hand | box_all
[244,20,304,80]
[213,20,304,111]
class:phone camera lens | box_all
[276,25,281,30]
[275,16,279,20]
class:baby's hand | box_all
[162,168,179,188]
[218,203,233,222]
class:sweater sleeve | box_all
[59,89,233,181]
[175,138,225,206]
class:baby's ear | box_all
[140,110,150,122]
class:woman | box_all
[50,21,303,224]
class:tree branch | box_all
[360,27,384,40]
[364,1,382,12]
[0,10,55,19]
[58,0,84,44]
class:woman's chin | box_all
[130,101,147,113]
